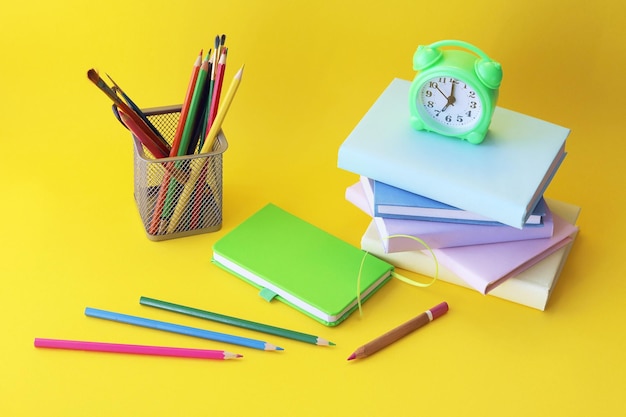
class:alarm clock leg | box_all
[465,130,486,144]
[410,115,426,131]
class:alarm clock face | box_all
[416,76,483,132]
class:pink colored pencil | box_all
[207,47,228,135]
[148,50,204,235]
[34,338,242,360]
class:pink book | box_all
[431,213,577,294]
[345,182,554,251]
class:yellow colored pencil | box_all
[166,65,244,234]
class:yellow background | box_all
[2,1,625,416]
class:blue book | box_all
[338,78,569,229]
[372,179,547,226]
[346,181,554,252]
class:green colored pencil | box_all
[177,54,210,157]
[139,296,335,346]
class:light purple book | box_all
[430,213,577,294]
[346,182,554,251]
[359,198,581,308]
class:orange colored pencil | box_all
[171,50,204,156]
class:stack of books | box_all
[337,78,580,310]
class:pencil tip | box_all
[236,354,243,358]
[317,338,335,346]
[347,353,356,361]
[264,343,284,351]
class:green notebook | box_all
[212,203,394,326]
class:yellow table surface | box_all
[2,1,625,416]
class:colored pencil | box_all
[190,39,227,229]
[188,46,222,229]
[85,307,282,351]
[199,37,221,152]
[147,51,204,235]
[140,296,335,346]
[171,50,204,157]
[166,65,245,234]
[207,47,228,134]
[347,302,449,361]
[196,53,215,154]
[34,338,242,360]
[157,54,212,233]
[177,55,210,157]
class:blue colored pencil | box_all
[84,307,283,351]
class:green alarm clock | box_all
[408,40,502,144]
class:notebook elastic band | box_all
[356,234,439,316]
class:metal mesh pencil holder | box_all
[132,105,228,241]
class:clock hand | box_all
[434,85,449,100]
[441,83,456,112]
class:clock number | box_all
[457,115,463,123]
[468,91,476,99]
[465,110,473,117]
[469,101,477,109]
[429,81,438,88]
[427,101,434,108]
[425,90,432,98]
[445,115,452,123]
